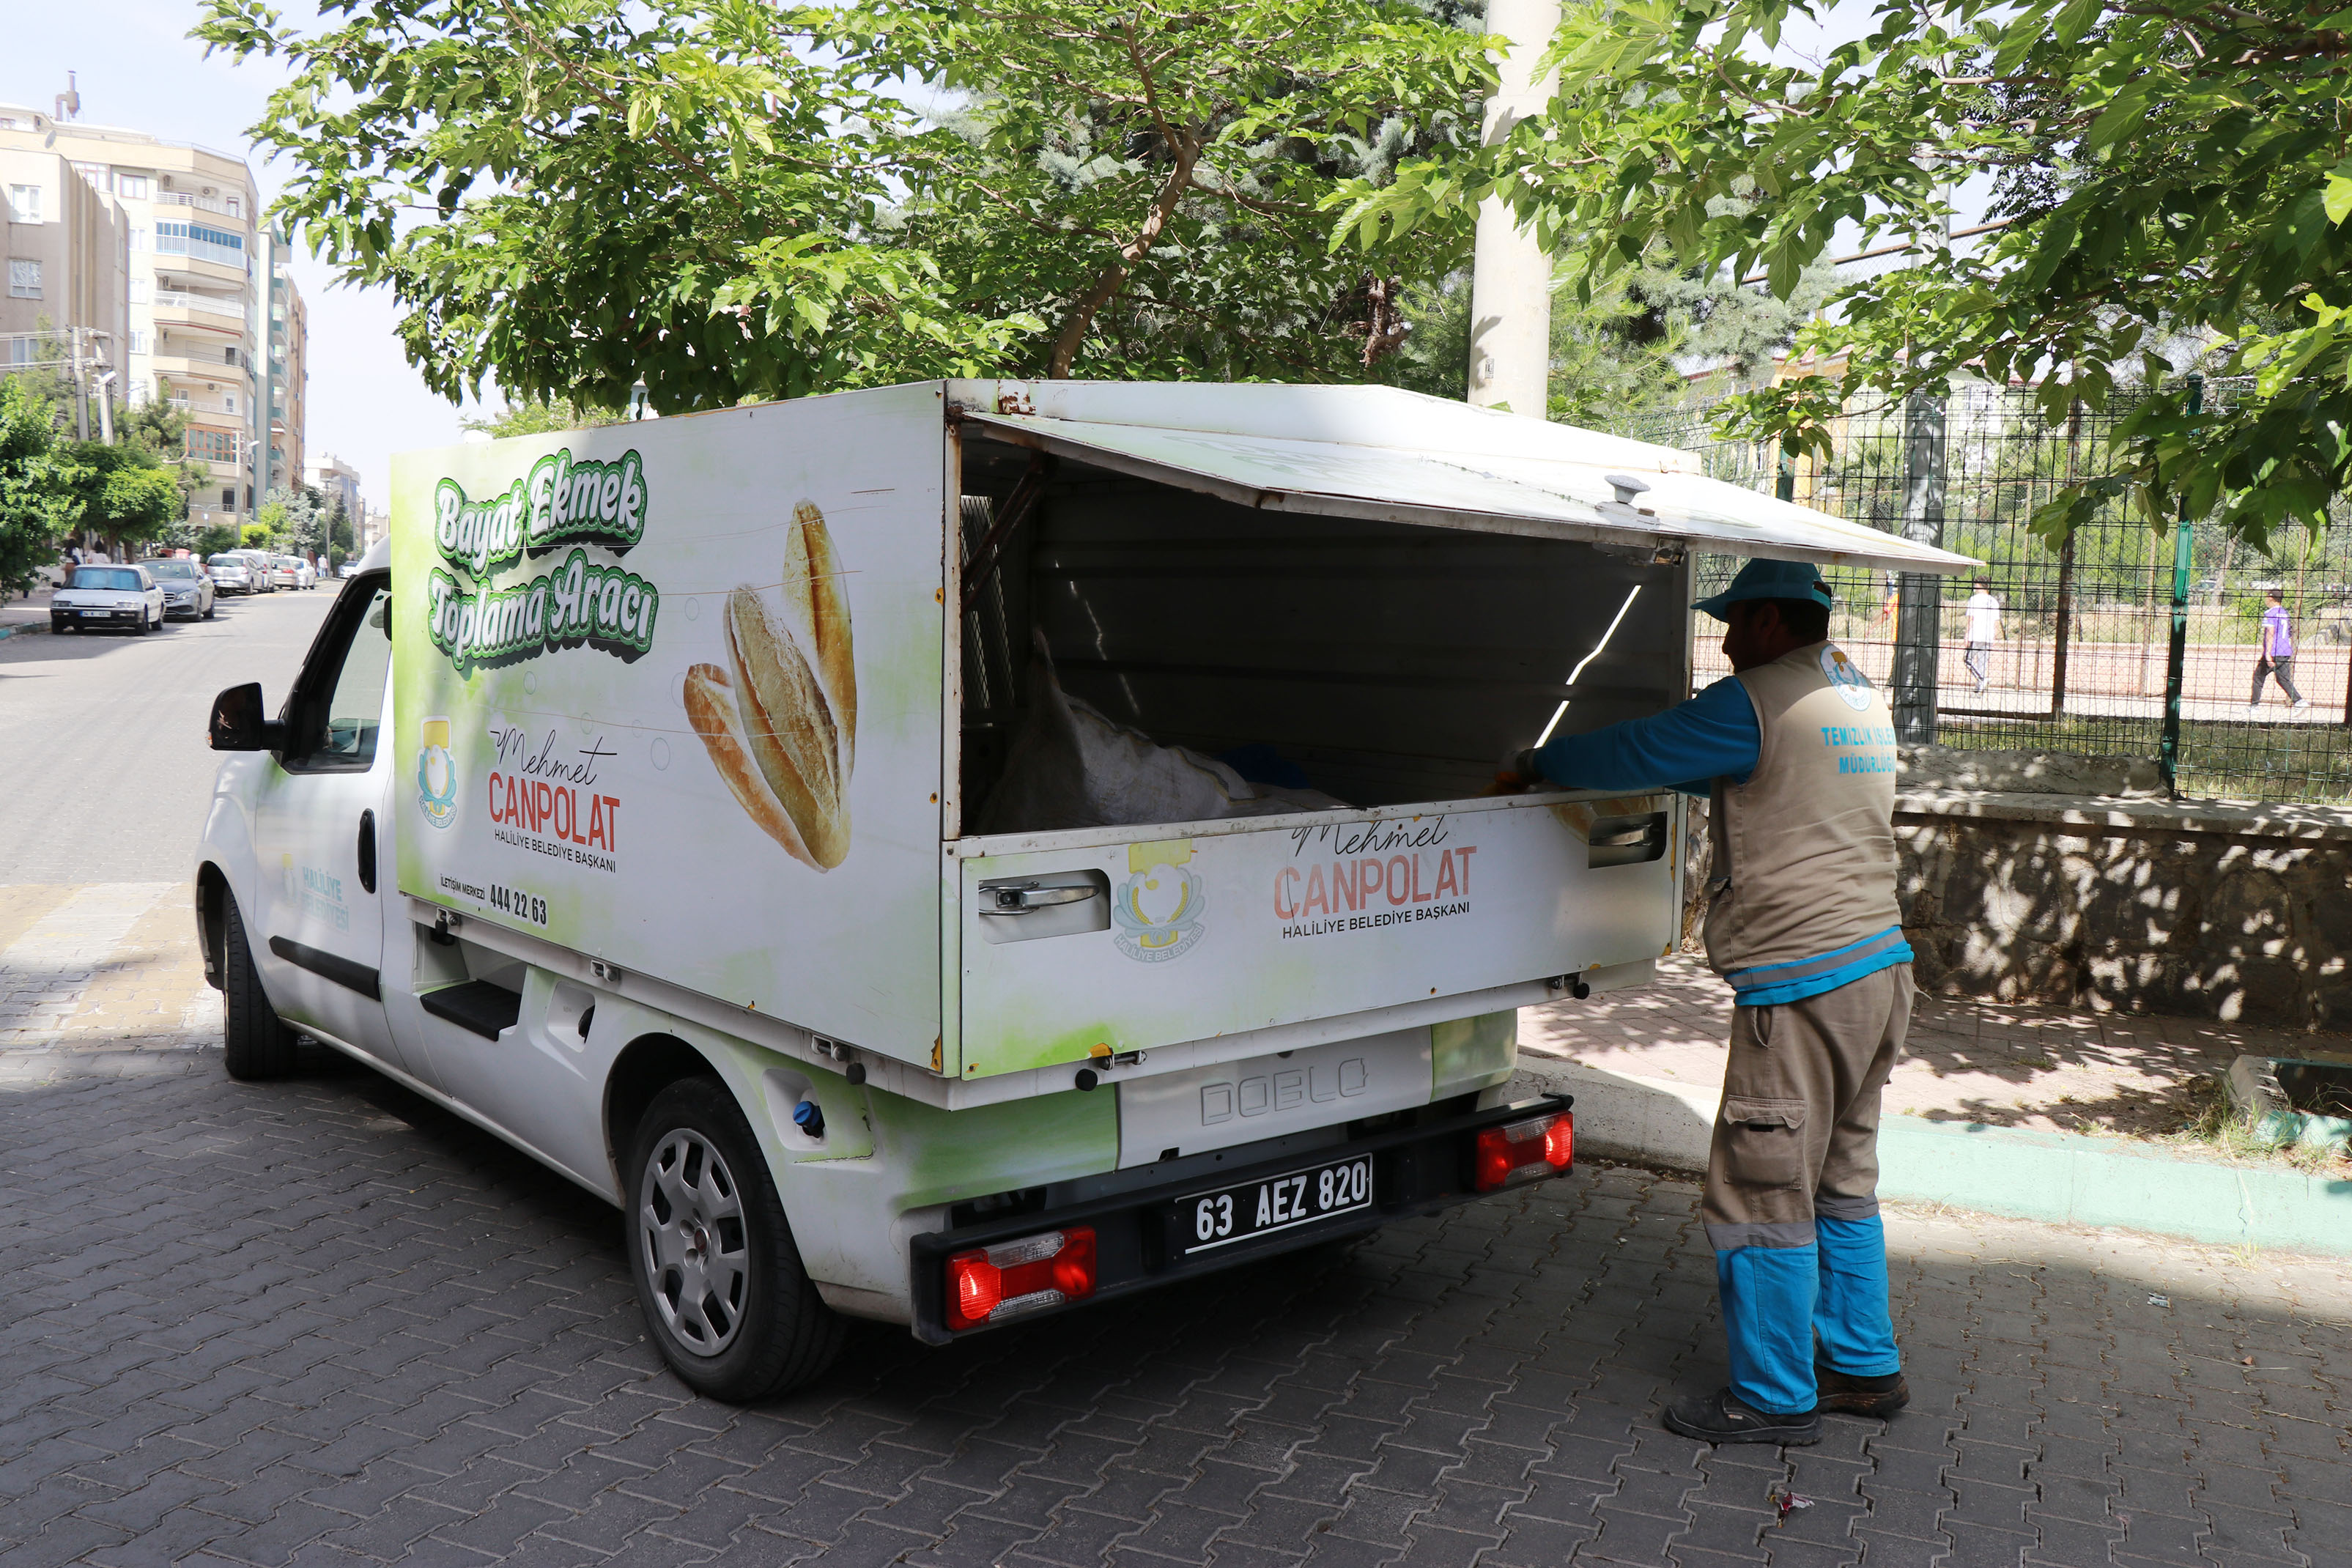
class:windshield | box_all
[145,560,196,579]
[71,569,144,592]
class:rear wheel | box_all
[626,1076,843,1401]
[221,894,300,1080]
[202,602,215,620]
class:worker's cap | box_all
[1693,558,1834,622]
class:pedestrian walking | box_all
[2250,589,2310,715]
[1964,578,2000,696]
[1503,558,1912,1445]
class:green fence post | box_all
[2159,375,2203,796]
[1777,438,1796,504]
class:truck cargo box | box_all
[391,380,1975,1101]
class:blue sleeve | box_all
[1532,677,1760,796]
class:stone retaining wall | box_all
[1679,747,2352,1030]
[1891,756,2351,1031]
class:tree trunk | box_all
[1047,138,1199,379]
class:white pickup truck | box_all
[194,380,1970,1400]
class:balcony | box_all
[152,289,249,327]
[155,191,245,222]
[154,222,251,278]
[149,350,250,388]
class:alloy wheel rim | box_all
[637,1128,751,1357]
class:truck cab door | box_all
[250,577,413,1076]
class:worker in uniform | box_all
[1504,558,1913,1445]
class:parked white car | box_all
[52,564,167,635]
[268,555,306,591]
[234,550,277,592]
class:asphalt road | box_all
[0,587,337,884]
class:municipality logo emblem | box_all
[1820,644,1874,713]
[1112,851,1206,964]
[416,716,459,831]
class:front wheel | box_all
[221,894,300,1080]
[626,1076,843,1401]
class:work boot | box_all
[1662,1388,1821,1446]
[1814,1363,1909,1418]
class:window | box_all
[154,221,245,270]
[223,345,239,366]
[130,378,149,403]
[289,588,393,770]
[127,226,146,251]
[223,394,237,414]
[127,277,147,303]
[221,487,237,509]
[127,329,149,355]
[115,174,148,200]
[7,259,40,300]
[187,428,239,464]
[7,339,37,367]
[70,161,108,190]
[7,185,40,223]
[226,195,243,218]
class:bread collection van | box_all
[193,380,1974,1399]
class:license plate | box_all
[1167,1155,1373,1259]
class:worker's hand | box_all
[1484,747,1542,796]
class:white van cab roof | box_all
[947,380,1980,575]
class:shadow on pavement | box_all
[0,1044,2342,1566]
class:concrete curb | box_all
[1513,1059,2352,1257]
[0,621,51,639]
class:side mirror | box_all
[209,682,284,752]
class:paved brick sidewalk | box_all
[0,1042,2345,1568]
[0,884,221,1072]
[1524,956,2352,1140]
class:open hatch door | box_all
[948,380,1981,576]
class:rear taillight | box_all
[1473,1112,1574,1192]
[944,1227,1097,1331]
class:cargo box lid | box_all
[948,380,1979,576]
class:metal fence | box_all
[1620,381,2352,804]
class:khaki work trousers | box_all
[1700,964,1915,1251]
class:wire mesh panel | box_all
[1620,381,2352,804]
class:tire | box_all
[203,603,215,620]
[134,610,152,635]
[626,1076,844,1401]
[221,894,300,1081]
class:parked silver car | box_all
[207,553,258,594]
[143,557,218,620]
[51,565,168,635]
[231,550,277,592]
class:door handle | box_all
[358,809,377,894]
[979,881,1102,917]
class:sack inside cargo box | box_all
[956,437,1691,833]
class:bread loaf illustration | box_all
[684,503,854,869]
[683,663,820,868]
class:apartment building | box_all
[266,240,308,496]
[0,99,306,531]
[305,450,362,526]
[1,146,128,425]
